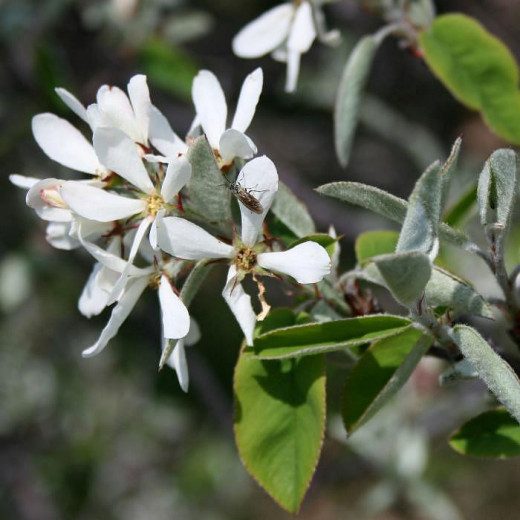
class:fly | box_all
[221,175,265,214]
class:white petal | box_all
[232,4,294,58]
[107,216,153,304]
[46,222,79,250]
[26,178,72,222]
[60,182,145,222]
[222,265,256,346]
[10,174,40,190]
[55,87,89,123]
[231,68,263,133]
[185,319,201,346]
[149,210,163,251]
[160,157,191,203]
[149,106,188,158]
[78,262,111,317]
[219,129,257,164]
[237,156,279,247]
[192,70,227,150]
[78,233,153,277]
[93,127,154,193]
[285,49,301,93]
[287,2,316,53]
[166,339,189,392]
[158,217,234,260]
[128,75,151,144]
[158,275,190,339]
[32,114,102,174]
[96,85,143,143]
[86,103,107,130]
[81,276,149,358]
[257,241,331,283]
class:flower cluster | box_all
[12,69,331,391]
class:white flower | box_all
[32,112,109,178]
[56,74,187,157]
[77,236,191,366]
[10,175,111,250]
[192,68,263,166]
[162,320,201,393]
[157,156,331,345]
[232,2,317,93]
[60,127,192,300]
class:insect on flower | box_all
[221,175,264,214]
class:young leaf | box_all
[361,263,493,319]
[420,14,520,144]
[252,315,412,359]
[396,160,443,257]
[477,149,518,230]
[342,327,431,434]
[450,408,520,458]
[426,267,493,319]
[234,350,326,513]
[372,251,432,307]
[271,181,315,238]
[316,182,469,247]
[187,136,231,231]
[355,230,399,265]
[334,35,380,167]
[440,136,462,210]
[453,325,520,424]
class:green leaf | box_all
[255,309,313,338]
[289,234,337,258]
[396,160,443,256]
[234,350,326,513]
[453,325,520,423]
[444,185,477,228]
[355,230,399,265]
[271,182,315,238]
[252,315,411,359]
[139,38,198,100]
[186,136,231,232]
[450,408,520,458]
[477,149,518,230]
[334,36,380,167]
[372,251,432,307]
[316,182,469,247]
[342,327,431,434]
[420,14,520,144]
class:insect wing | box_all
[236,186,264,214]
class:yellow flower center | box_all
[235,247,257,272]
[145,192,165,217]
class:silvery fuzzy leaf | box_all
[477,148,518,231]
[372,251,432,307]
[316,182,469,247]
[187,136,231,232]
[334,35,380,167]
[396,160,442,258]
[271,181,315,238]
[440,136,462,210]
[453,325,520,424]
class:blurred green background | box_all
[2,1,520,518]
